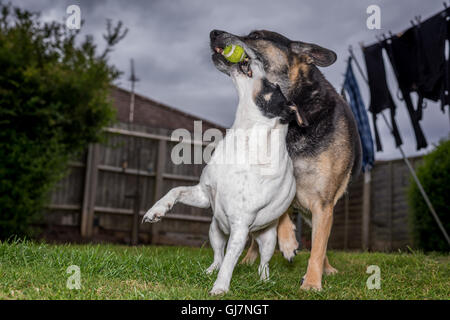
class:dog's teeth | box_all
[247,65,253,77]
[215,47,223,53]
[239,63,245,74]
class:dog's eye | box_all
[248,32,261,40]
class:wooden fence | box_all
[327,156,422,251]
[43,122,211,247]
[41,122,422,251]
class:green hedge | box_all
[0,4,126,239]
[408,139,450,252]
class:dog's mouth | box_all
[212,46,253,78]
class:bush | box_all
[408,139,450,252]
[0,3,127,239]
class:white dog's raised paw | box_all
[142,206,166,223]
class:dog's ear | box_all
[288,103,308,127]
[290,41,337,67]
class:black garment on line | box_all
[445,9,450,107]
[414,10,448,109]
[363,42,403,152]
[384,30,428,150]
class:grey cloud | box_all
[14,0,450,159]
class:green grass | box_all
[0,240,448,299]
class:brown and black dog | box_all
[210,29,362,290]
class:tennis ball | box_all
[222,44,246,63]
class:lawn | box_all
[0,240,448,299]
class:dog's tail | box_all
[298,210,312,228]
[291,204,312,227]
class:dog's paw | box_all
[323,265,338,275]
[205,263,220,275]
[240,251,258,265]
[300,276,322,291]
[209,286,228,296]
[300,282,322,291]
[278,235,299,263]
[258,265,270,281]
[280,244,298,263]
[260,275,270,282]
[142,205,167,223]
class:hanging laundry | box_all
[362,42,403,151]
[444,8,450,107]
[414,10,448,110]
[384,30,428,150]
[343,57,374,171]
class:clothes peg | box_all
[348,45,354,54]
[415,15,422,26]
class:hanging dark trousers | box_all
[363,43,402,152]
[383,29,428,150]
[446,10,450,107]
[414,10,448,110]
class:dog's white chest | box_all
[202,120,295,234]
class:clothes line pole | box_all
[348,47,450,247]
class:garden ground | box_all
[0,240,448,299]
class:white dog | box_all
[142,59,305,295]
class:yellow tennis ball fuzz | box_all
[222,44,246,63]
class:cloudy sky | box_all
[15,0,450,160]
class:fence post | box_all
[129,134,144,246]
[388,161,393,250]
[362,170,371,250]
[152,139,167,243]
[80,143,100,238]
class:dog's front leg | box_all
[301,203,333,291]
[210,227,249,296]
[142,184,209,223]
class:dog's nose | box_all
[210,29,225,41]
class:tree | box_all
[408,139,450,252]
[0,3,127,239]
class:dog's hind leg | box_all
[142,184,210,223]
[255,222,277,281]
[277,211,298,262]
[206,218,227,274]
[241,236,259,265]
